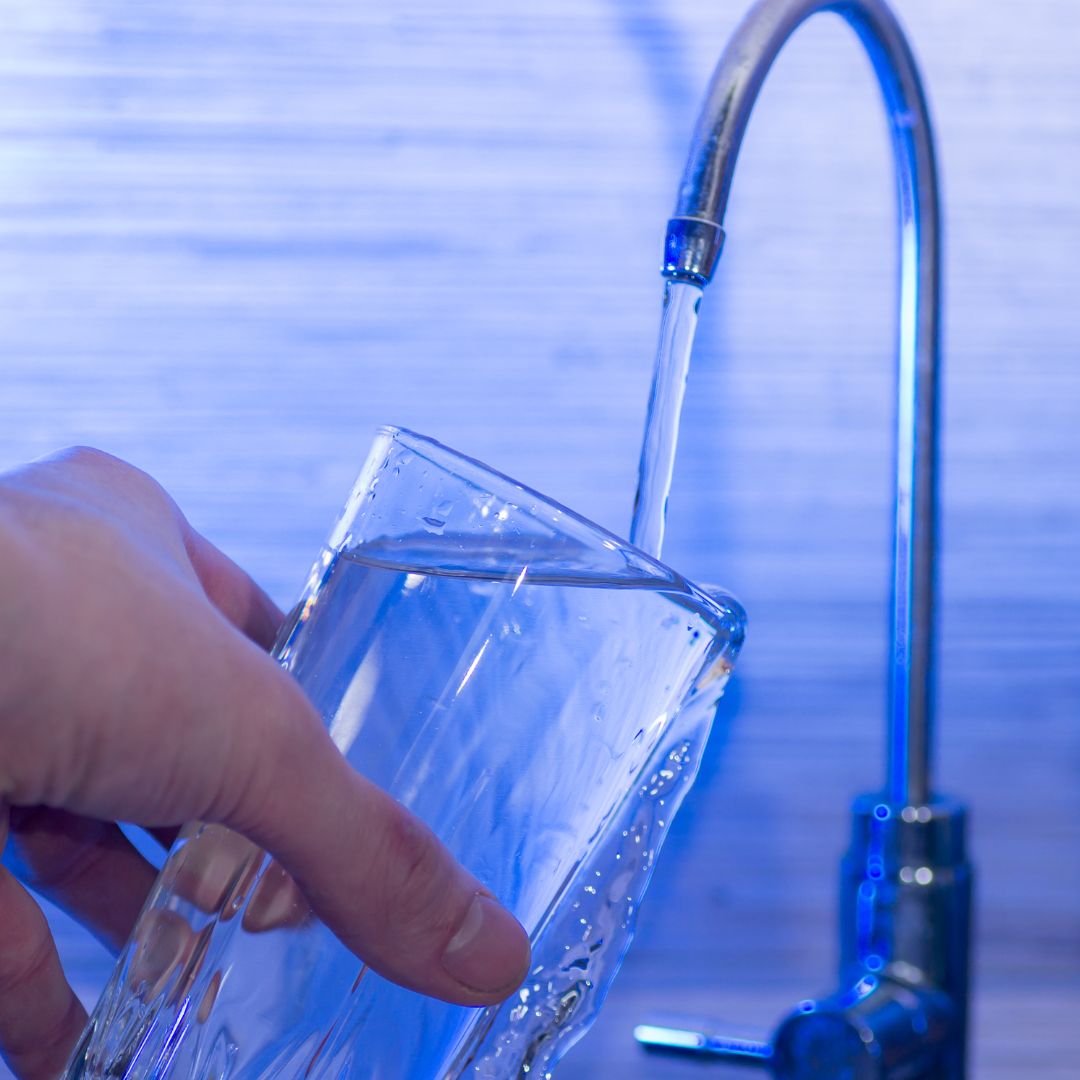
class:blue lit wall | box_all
[1,2,1077,1075]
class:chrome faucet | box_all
[634,0,972,1076]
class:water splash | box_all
[630,280,704,560]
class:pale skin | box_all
[0,447,531,1078]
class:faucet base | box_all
[827,793,971,1079]
[771,974,954,1080]
[635,794,971,1078]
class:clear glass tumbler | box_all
[63,427,745,1079]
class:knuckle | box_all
[56,444,116,469]
[205,665,322,846]
[50,446,143,493]
[0,911,55,1000]
[6,810,111,898]
[5,992,85,1071]
[55,446,175,515]
[378,811,457,939]
[217,676,303,833]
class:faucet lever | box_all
[638,976,953,1076]
[637,972,955,1079]
[634,1022,773,1067]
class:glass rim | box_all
[365,425,746,634]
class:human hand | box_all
[0,448,530,1079]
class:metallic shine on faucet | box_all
[634,0,972,1077]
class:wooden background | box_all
[1,0,1077,1075]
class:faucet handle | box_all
[635,974,955,1078]
[634,1019,773,1067]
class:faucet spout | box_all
[664,0,941,809]
[636,4,970,1076]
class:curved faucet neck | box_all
[664,0,941,807]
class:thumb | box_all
[219,648,532,1004]
[4,570,530,1007]
[173,539,532,1002]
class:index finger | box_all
[178,523,283,651]
[215,640,531,1004]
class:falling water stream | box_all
[629,279,704,560]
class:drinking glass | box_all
[63,427,745,1079]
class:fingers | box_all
[161,824,264,921]
[4,807,157,955]
[179,525,283,650]
[80,453,286,650]
[3,588,529,1006]
[212,658,531,1005]
[241,858,310,932]
[161,599,528,1001]
[0,863,87,1079]
[9,447,282,651]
